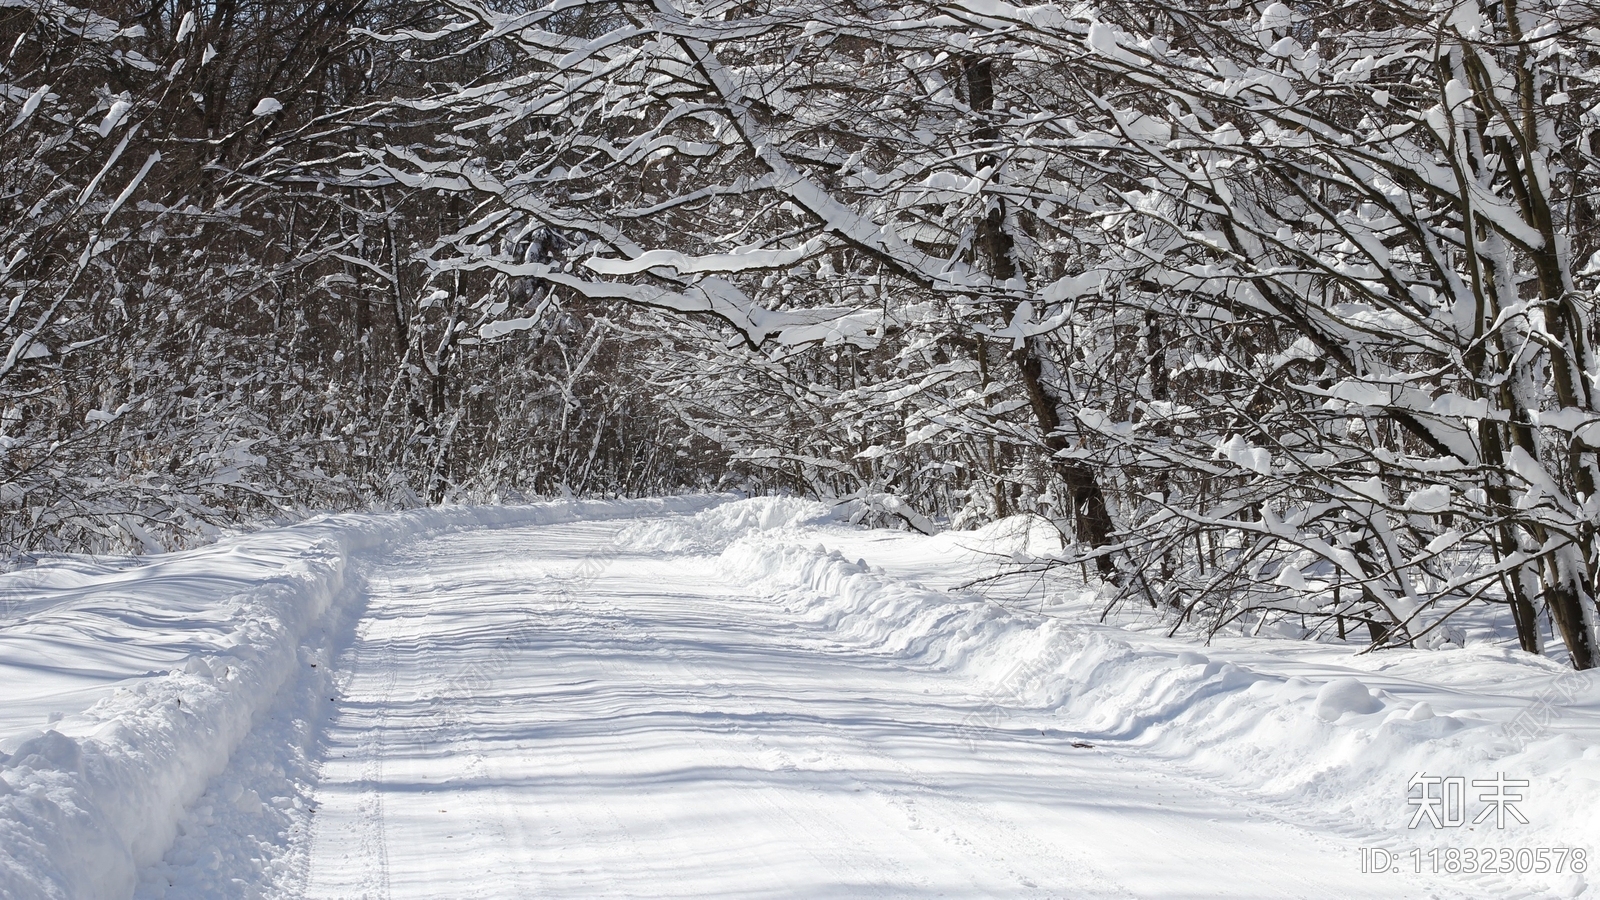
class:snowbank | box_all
[710,504,1600,898]
[7,494,1597,898]
[617,494,831,554]
[0,497,718,900]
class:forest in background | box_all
[6,0,1600,669]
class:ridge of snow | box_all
[707,512,1600,897]
[0,497,720,900]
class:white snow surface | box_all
[1,496,1597,898]
[0,498,712,900]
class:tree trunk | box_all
[966,59,1116,578]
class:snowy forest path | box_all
[293,516,1470,899]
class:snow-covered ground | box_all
[2,497,1597,898]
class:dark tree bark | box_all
[966,59,1116,578]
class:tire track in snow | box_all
[353,649,397,900]
[302,569,408,900]
[282,515,1501,899]
[629,609,929,897]
[646,583,1127,898]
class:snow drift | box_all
[705,501,1600,898]
[0,497,716,900]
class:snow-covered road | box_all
[293,518,1452,899]
[7,499,1595,899]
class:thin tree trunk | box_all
[966,59,1116,578]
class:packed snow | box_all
[1,497,1596,898]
